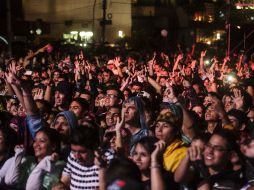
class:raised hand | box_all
[5,62,22,87]
[200,50,207,58]
[191,60,197,69]
[114,56,121,67]
[120,75,131,91]
[115,109,125,132]
[177,54,183,62]
[187,146,202,162]
[232,88,244,110]
[14,144,25,154]
[151,140,166,163]
[224,56,230,63]
[34,88,44,100]
[50,152,59,162]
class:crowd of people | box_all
[0,43,254,190]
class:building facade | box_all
[22,0,132,43]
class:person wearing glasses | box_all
[175,129,245,189]
[104,85,123,109]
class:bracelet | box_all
[22,94,32,97]
[150,165,161,169]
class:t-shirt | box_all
[62,152,99,190]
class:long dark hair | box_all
[35,128,61,154]
[134,136,158,155]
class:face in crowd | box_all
[71,144,94,165]
[155,121,176,144]
[105,89,121,108]
[192,105,204,118]
[132,143,151,172]
[222,95,234,112]
[205,106,219,122]
[54,91,66,107]
[106,107,120,128]
[52,116,70,137]
[33,130,57,162]
[102,71,111,84]
[203,134,233,173]
[123,100,138,125]
[69,101,83,118]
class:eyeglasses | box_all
[205,143,228,152]
[105,94,118,99]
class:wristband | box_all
[150,165,161,169]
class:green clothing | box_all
[19,156,65,190]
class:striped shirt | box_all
[62,153,99,190]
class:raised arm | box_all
[23,45,49,67]
[199,50,206,74]
[151,141,166,190]
[147,76,162,95]
[115,110,125,153]
[173,54,183,72]
[221,56,230,73]
[191,44,196,57]
[113,57,124,78]
[174,145,202,183]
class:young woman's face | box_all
[33,131,53,161]
[132,143,151,171]
[155,121,175,143]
